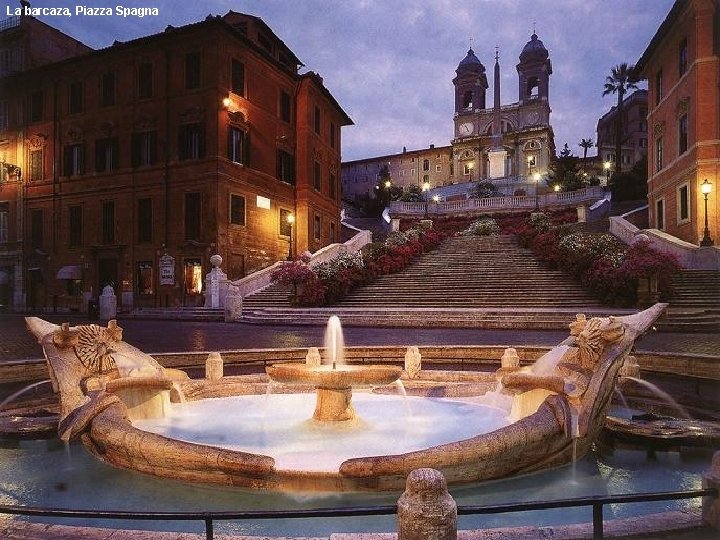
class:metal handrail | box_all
[0,487,715,540]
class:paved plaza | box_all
[1,313,718,362]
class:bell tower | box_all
[516,33,552,104]
[453,48,488,114]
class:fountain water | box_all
[323,315,345,367]
[623,376,692,419]
[0,379,52,410]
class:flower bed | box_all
[271,228,446,306]
[515,213,680,307]
[459,218,500,236]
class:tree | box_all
[602,63,639,175]
[399,184,424,202]
[579,138,594,172]
[610,155,648,202]
[548,144,584,191]
[469,181,502,198]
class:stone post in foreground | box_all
[397,468,457,540]
[702,450,720,530]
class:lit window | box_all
[137,262,154,295]
[184,259,202,294]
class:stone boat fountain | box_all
[25,304,666,492]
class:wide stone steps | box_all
[241,307,634,329]
[656,270,720,332]
[241,234,607,326]
[126,307,225,321]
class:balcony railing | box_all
[389,186,605,216]
[0,16,20,32]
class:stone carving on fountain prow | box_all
[25,317,189,442]
[500,308,655,442]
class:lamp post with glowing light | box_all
[422,181,430,218]
[700,179,714,247]
[533,172,541,211]
[286,213,295,260]
[604,161,612,184]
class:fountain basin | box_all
[23,304,668,493]
[104,377,174,421]
[266,363,402,388]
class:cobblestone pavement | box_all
[1,313,718,362]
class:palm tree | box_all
[602,63,639,175]
[579,138,593,173]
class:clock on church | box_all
[458,122,474,136]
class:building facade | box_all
[341,33,556,200]
[596,89,649,171]
[341,144,453,199]
[636,0,719,246]
[0,11,351,311]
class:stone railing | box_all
[389,186,605,216]
[609,215,720,270]
[228,227,373,298]
[577,196,611,222]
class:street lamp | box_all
[700,179,714,247]
[533,172,541,211]
[384,179,392,189]
[422,181,431,218]
[604,161,612,183]
[286,213,295,260]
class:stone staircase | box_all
[336,236,602,308]
[657,270,720,333]
[241,235,625,328]
[126,307,225,321]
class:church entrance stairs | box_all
[241,235,623,329]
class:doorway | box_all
[98,258,118,295]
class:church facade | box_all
[341,33,556,199]
[451,33,555,195]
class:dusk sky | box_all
[14,0,674,161]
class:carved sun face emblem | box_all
[74,324,118,374]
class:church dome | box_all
[457,48,485,72]
[519,33,548,62]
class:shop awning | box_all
[56,265,83,280]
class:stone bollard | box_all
[205,352,224,380]
[397,468,457,540]
[305,347,321,367]
[204,255,227,309]
[404,346,422,378]
[99,285,117,320]
[224,286,242,322]
[702,450,720,530]
[501,347,519,369]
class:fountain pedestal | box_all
[315,386,355,422]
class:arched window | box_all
[462,90,473,109]
[526,76,539,99]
